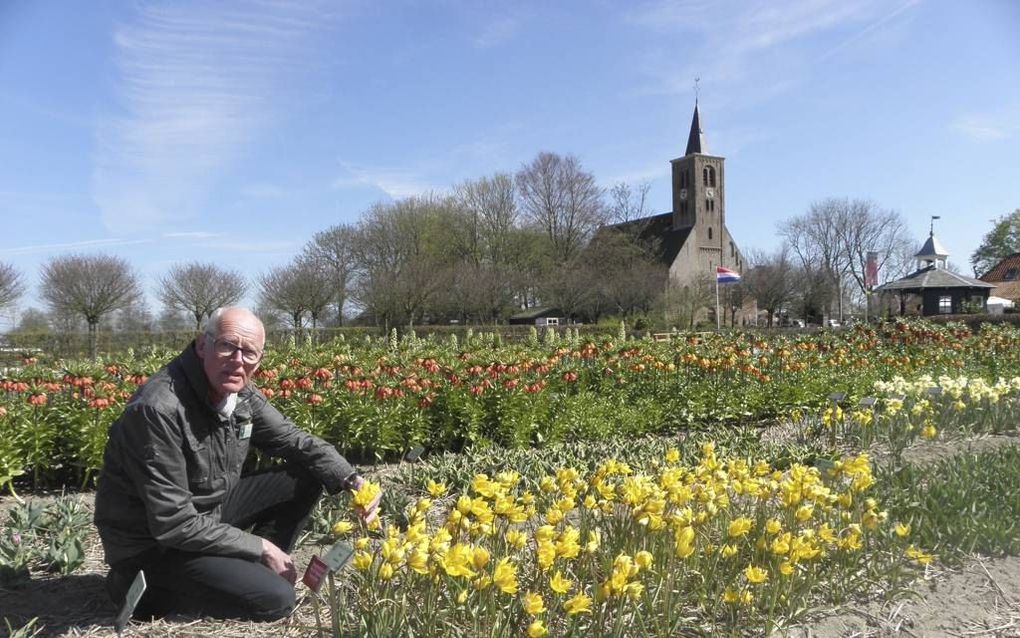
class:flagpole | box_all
[715,276,720,331]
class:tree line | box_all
[2,148,1013,353]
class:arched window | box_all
[708,227,713,240]
[703,166,709,186]
[708,165,716,187]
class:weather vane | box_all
[694,77,701,102]
[930,215,941,235]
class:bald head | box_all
[203,307,265,344]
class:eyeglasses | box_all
[212,338,263,365]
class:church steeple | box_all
[685,100,707,156]
[672,99,724,236]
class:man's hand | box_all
[261,538,296,584]
[349,475,383,526]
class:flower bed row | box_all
[3,320,1020,492]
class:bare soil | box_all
[3,434,1020,638]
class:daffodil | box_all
[522,591,546,615]
[426,479,447,497]
[563,592,593,615]
[492,557,518,594]
[550,570,572,594]
[331,520,353,536]
[744,564,768,584]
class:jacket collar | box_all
[180,340,215,410]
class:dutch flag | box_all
[716,266,741,283]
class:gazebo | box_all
[874,230,993,316]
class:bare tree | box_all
[779,198,912,321]
[516,152,606,263]
[156,307,191,332]
[39,253,142,358]
[295,256,336,329]
[258,256,336,330]
[838,199,913,299]
[743,247,797,327]
[157,262,248,331]
[658,272,714,329]
[13,308,50,334]
[0,262,26,310]
[608,181,651,224]
[455,173,520,266]
[304,224,357,325]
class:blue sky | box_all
[1,0,1018,327]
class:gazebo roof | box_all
[914,233,949,260]
[874,266,995,292]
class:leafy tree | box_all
[971,209,1020,277]
[0,262,26,310]
[39,253,142,359]
[157,262,248,330]
[582,229,666,320]
[351,195,462,328]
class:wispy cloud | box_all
[627,0,918,97]
[191,239,300,254]
[952,109,1020,142]
[162,231,223,240]
[0,238,151,256]
[332,161,438,200]
[92,1,338,233]
[819,0,920,61]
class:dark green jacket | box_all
[94,342,355,566]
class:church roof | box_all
[874,265,994,292]
[598,212,693,267]
[914,232,949,259]
[685,101,707,156]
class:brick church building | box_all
[602,101,751,325]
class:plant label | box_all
[403,446,425,463]
[302,555,329,592]
[323,540,354,572]
[115,570,147,636]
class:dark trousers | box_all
[106,464,323,621]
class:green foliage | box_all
[971,208,1020,277]
[877,444,1020,563]
[0,497,90,586]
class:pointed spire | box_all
[685,100,707,156]
[915,216,949,269]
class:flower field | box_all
[1,319,1019,495]
[3,319,1020,636]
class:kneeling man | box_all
[94,307,379,620]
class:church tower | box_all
[671,101,726,261]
